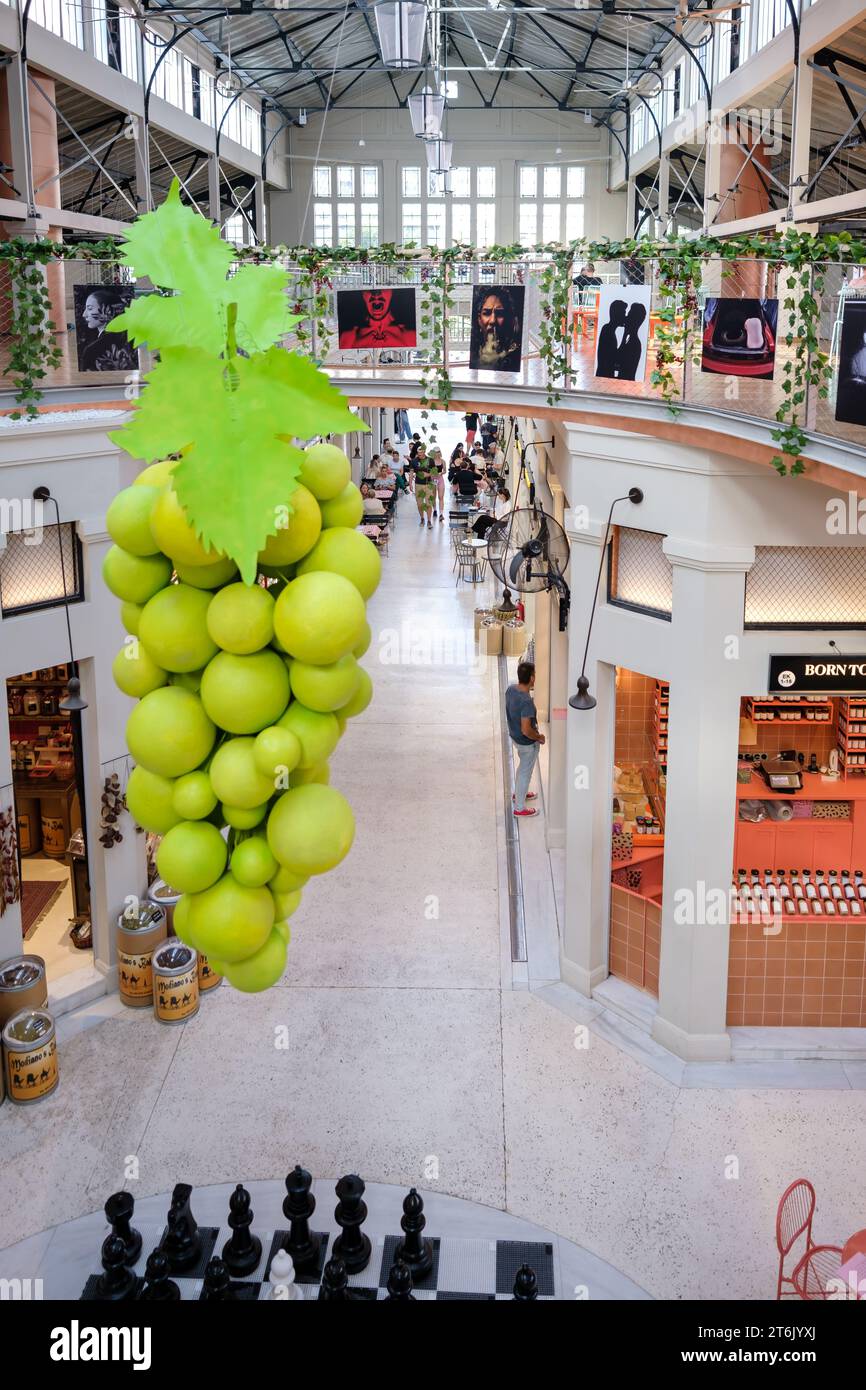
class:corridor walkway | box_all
[1,417,863,1301]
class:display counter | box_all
[735,769,866,874]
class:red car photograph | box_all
[700,296,778,379]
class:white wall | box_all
[269,79,627,247]
[0,418,146,985]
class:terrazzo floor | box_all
[1,411,865,1301]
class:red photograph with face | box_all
[337,287,417,348]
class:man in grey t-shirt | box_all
[505,661,545,817]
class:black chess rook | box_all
[104,1190,142,1267]
[282,1164,321,1272]
[394,1188,434,1279]
[222,1184,262,1278]
[332,1173,372,1274]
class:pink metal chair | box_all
[775,1179,816,1299]
[791,1245,845,1300]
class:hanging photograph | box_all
[834,298,866,426]
[593,284,652,383]
[468,284,525,373]
[73,284,138,373]
[701,297,778,379]
[336,287,417,349]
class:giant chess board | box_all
[0,1178,651,1302]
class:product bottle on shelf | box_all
[830,870,843,900]
[792,870,804,900]
[842,871,856,900]
[804,870,817,901]
[856,870,866,901]
[817,870,831,900]
[764,869,778,900]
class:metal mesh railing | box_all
[0,521,83,616]
[609,526,673,619]
[744,546,866,628]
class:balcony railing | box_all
[1,251,864,470]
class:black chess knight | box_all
[160,1183,202,1274]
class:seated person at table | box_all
[455,460,483,499]
[494,486,512,521]
[376,459,395,485]
[449,443,465,468]
[360,482,386,516]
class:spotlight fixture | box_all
[555,146,563,155]
[569,488,644,712]
[375,1,427,70]
[584,109,592,124]
[358,138,366,147]
[409,84,445,140]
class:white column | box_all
[703,131,722,230]
[625,176,637,237]
[544,480,568,849]
[658,153,670,233]
[559,514,617,996]
[650,539,755,1063]
[207,151,220,226]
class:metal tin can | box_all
[146,878,181,934]
[152,941,199,1024]
[197,953,222,994]
[3,1008,58,1104]
[116,903,167,1008]
[0,955,47,1032]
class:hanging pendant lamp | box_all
[425,138,452,175]
[375,1,427,70]
[409,84,445,139]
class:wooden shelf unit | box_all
[837,697,866,773]
[653,680,669,773]
[744,696,834,724]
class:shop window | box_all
[744,547,866,629]
[0,523,84,617]
[608,526,673,620]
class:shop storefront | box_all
[558,421,866,1063]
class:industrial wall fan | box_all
[486,504,571,629]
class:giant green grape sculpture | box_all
[102,182,376,994]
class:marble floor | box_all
[1,410,865,1301]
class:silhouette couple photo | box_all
[594,288,651,382]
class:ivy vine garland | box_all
[2,226,863,476]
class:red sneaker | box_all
[512,792,537,801]
[513,807,538,817]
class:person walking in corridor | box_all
[506,661,544,817]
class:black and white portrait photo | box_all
[468,285,525,373]
[593,285,652,382]
[835,298,866,427]
[73,284,138,373]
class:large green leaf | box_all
[108,180,298,355]
[255,345,363,438]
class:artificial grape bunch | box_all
[103,441,377,994]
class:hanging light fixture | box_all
[409,84,445,139]
[375,1,427,70]
[425,138,452,175]
[569,489,644,712]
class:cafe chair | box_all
[775,1179,817,1299]
[455,539,486,587]
[791,1245,846,1300]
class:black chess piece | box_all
[385,1260,415,1301]
[513,1264,539,1301]
[202,1257,236,1301]
[282,1164,321,1273]
[332,1174,371,1274]
[394,1188,433,1279]
[319,1256,351,1301]
[222,1184,262,1277]
[105,1191,142,1267]
[139,1249,180,1302]
[160,1182,202,1274]
[94,1234,138,1302]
